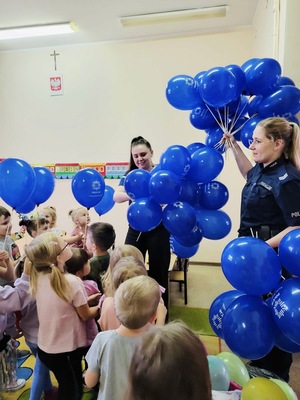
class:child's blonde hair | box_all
[114,275,160,330]
[68,207,88,224]
[111,256,147,293]
[102,245,144,296]
[41,206,57,228]
[25,231,71,302]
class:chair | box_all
[169,257,189,305]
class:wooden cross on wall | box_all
[50,50,60,71]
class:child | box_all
[19,216,50,238]
[0,256,31,395]
[25,231,99,400]
[84,275,160,400]
[0,206,18,286]
[85,222,116,291]
[99,256,167,330]
[125,321,212,400]
[68,207,90,251]
[101,244,144,297]
[65,248,101,349]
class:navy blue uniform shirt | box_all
[239,155,300,235]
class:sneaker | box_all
[6,378,26,392]
[16,349,31,359]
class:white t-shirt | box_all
[36,272,88,353]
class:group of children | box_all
[0,203,240,400]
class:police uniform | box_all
[238,155,300,382]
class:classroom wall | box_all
[1,0,294,263]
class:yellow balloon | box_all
[217,351,250,387]
[241,377,288,400]
[270,379,298,400]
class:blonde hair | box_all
[68,207,88,224]
[258,117,300,170]
[25,231,71,302]
[41,206,57,228]
[111,256,147,293]
[114,275,160,330]
[125,322,212,400]
[102,245,144,296]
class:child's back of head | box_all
[111,256,147,293]
[114,275,160,330]
[65,248,89,277]
[87,222,115,252]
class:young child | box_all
[101,244,144,297]
[99,256,167,330]
[24,231,99,400]
[98,256,147,331]
[0,257,31,395]
[68,207,90,251]
[0,206,19,286]
[85,222,116,291]
[19,216,50,238]
[65,248,101,349]
[84,275,161,400]
[125,321,212,400]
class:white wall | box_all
[1,3,293,263]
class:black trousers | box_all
[239,226,292,382]
[38,347,84,400]
[125,223,170,309]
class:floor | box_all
[169,263,300,398]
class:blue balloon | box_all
[162,201,197,237]
[160,145,191,178]
[127,198,162,232]
[222,295,276,359]
[150,164,161,175]
[190,103,218,130]
[15,197,36,214]
[170,235,199,258]
[230,116,249,141]
[245,58,281,96]
[209,290,245,339]
[241,58,260,74]
[94,185,115,216]
[0,158,36,209]
[258,85,300,118]
[166,75,201,110]
[186,142,206,155]
[198,180,229,210]
[200,67,237,108]
[277,76,295,86]
[270,278,300,345]
[72,168,105,209]
[187,147,224,184]
[225,64,246,98]
[278,228,300,276]
[149,170,182,204]
[124,169,151,200]
[173,223,203,246]
[177,179,199,206]
[240,116,263,148]
[196,209,231,240]
[32,166,55,206]
[275,328,300,353]
[194,70,206,84]
[221,237,282,295]
[205,127,225,154]
[248,95,262,117]
[207,355,230,391]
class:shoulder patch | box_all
[279,173,288,181]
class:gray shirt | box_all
[86,330,141,400]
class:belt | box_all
[240,225,282,241]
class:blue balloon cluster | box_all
[0,158,55,213]
[124,144,232,258]
[166,58,300,150]
[209,233,300,360]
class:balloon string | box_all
[205,103,225,131]
[136,232,142,242]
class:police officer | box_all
[224,116,300,382]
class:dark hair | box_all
[19,217,49,237]
[88,222,116,251]
[129,136,153,171]
[65,248,89,275]
[0,206,11,218]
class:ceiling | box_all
[0,0,259,52]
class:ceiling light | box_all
[0,22,77,40]
[120,6,228,27]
